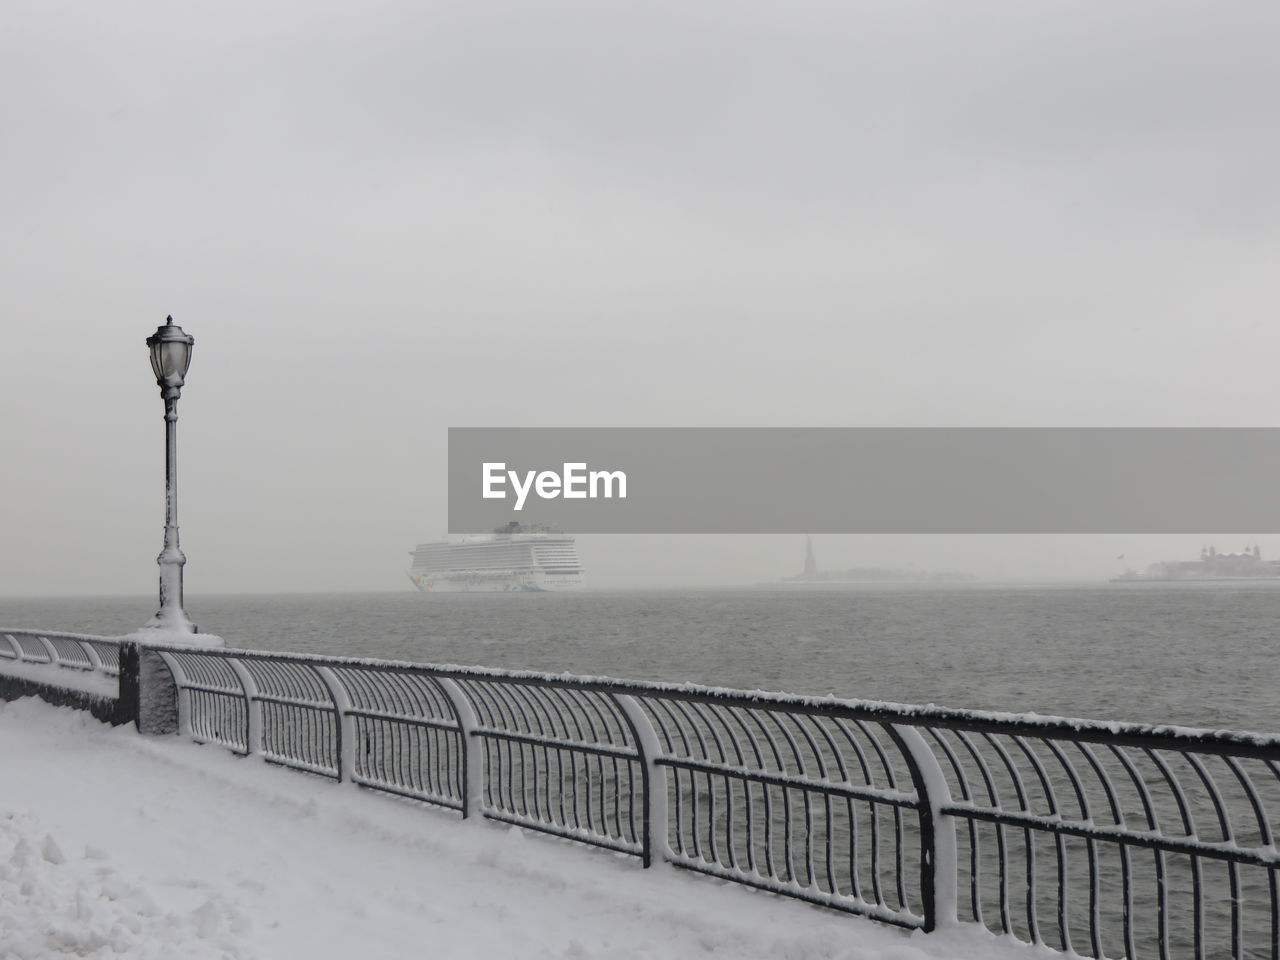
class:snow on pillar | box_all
[118,642,179,735]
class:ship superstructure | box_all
[408,522,584,593]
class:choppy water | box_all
[4,581,1279,733]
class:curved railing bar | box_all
[84,639,121,675]
[560,691,593,834]
[577,690,627,836]
[852,716,910,909]
[1221,754,1272,847]
[1111,747,1172,957]
[696,700,740,867]
[549,686,593,832]
[720,706,768,877]
[6,633,52,662]
[834,718,887,909]
[81,641,104,672]
[740,706,788,882]
[1110,744,1165,959]
[833,718,878,791]
[380,670,416,716]
[486,683,533,820]
[780,712,831,891]
[39,636,90,670]
[769,709,813,887]
[677,701,716,866]
[71,638,97,670]
[33,635,60,665]
[1038,736,1102,957]
[558,692,602,836]
[1072,741,1134,957]
[570,689,613,838]
[507,681,550,738]
[800,715,844,893]
[1012,736,1069,953]
[981,732,1037,942]
[955,730,1010,933]
[1142,744,1204,959]
[503,683,547,824]
[668,698,713,863]
[541,687,576,830]
[1182,752,1242,959]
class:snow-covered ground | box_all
[0,696,1051,960]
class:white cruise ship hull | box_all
[408,531,584,593]
[408,570,584,593]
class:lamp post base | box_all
[139,607,198,635]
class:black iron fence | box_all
[2,630,1278,960]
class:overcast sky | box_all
[3,1,1279,596]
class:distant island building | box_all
[781,536,976,584]
[1112,545,1280,582]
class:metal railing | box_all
[140,643,1280,960]
[0,630,122,677]
[3,631,1277,959]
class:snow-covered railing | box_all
[0,630,121,677]
[133,643,1280,960]
[6,631,1276,960]
[0,630,124,723]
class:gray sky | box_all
[3,1,1279,595]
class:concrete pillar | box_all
[117,642,179,734]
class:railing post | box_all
[226,657,262,756]
[34,635,59,664]
[314,666,353,783]
[614,694,669,869]
[436,677,482,819]
[884,723,958,931]
[80,640,104,672]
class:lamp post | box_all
[143,316,197,634]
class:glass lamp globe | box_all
[146,316,195,394]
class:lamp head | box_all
[147,316,194,398]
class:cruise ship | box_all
[408,522,584,593]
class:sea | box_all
[5,581,1279,735]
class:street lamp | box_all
[142,316,197,634]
